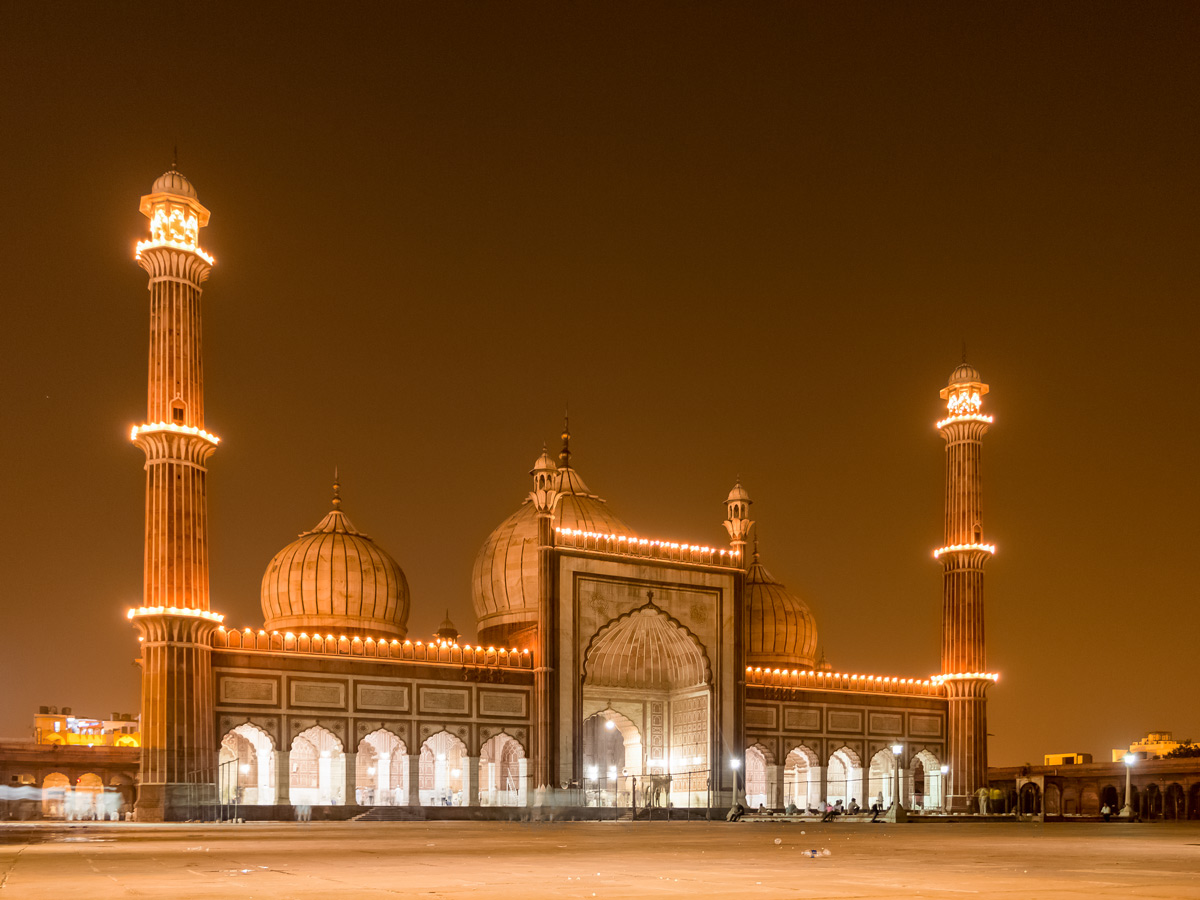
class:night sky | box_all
[3,3,1198,766]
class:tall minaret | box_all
[529,445,560,795]
[127,167,223,821]
[934,361,996,812]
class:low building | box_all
[1043,753,1092,766]
[990,757,1200,820]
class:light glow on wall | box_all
[135,202,214,264]
[935,412,994,430]
[933,542,996,559]
[130,422,221,445]
[931,672,1001,684]
[127,606,224,622]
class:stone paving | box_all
[1,820,1198,898]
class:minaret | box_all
[934,361,996,811]
[528,445,560,795]
[722,480,753,565]
[127,166,223,821]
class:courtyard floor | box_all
[1,820,1198,899]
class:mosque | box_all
[125,168,999,821]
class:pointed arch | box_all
[290,725,345,806]
[583,602,711,690]
[356,729,406,806]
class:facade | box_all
[990,758,1200,820]
[124,168,1001,820]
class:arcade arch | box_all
[420,731,466,806]
[909,749,943,810]
[479,732,526,807]
[219,723,276,805]
[867,748,896,809]
[290,726,345,806]
[826,746,862,807]
[355,729,406,806]
[582,709,641,808]
[783,745,820,811]
[745,745,769,808]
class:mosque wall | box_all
[211,649,533,762]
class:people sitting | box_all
[785,801,799,815]
[847,798,860,815]
[821,802,836,822]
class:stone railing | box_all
[554,527,742,567]
[212,628,533,669]
[746,667,945,697]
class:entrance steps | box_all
[352,806,427,822]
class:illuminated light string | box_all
[945,389,983,417]
[745,666,935,687]
[935,413,994,430]
[136,205,214,264]
[932,542,996,559]
[130,422,221,445]
[127,606,224,622]
[135,238,215,266]
[555,527,736,558]
[219,627,528,655]
[931,672,1001,683]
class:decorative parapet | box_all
[554,527,742,567]
[746,666,946,697]
[212,628,533,670]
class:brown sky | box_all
[2,2,1197,764]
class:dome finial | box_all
[962,339,967,364]
[559,408,571,468]
[753,536,760,563]
[172,142,178,171]
[332,466,341,509]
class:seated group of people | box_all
[731,796,894,822]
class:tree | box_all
[1162,742,1200,759]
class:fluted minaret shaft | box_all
[935,365,995,812]
[130,170,221,821]
[135,247,215,611]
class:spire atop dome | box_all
[559,412,571,469]
[332,467,342,508]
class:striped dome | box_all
[744,552,818,668]
[948,362,982,386]
[261,491,409,639]
[151,168,198,198]
[472,464,631,642]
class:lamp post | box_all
[939,765,949,814]
[884,744,908,823]
[1121,753,1135,818]
[730,757,741,808]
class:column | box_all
[275,751,290,807]
[344,752,357,806]
[768,765,784,809]
[818,764,828,806]
[404,754,421,806]
[465,757,481,807]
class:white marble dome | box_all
[744,550,818,668]
[261,487,409,639]
[472,448,631,645]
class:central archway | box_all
[582,604,712,810]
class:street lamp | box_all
[939,765,949,813]
[1121,753,1136,818]
[730,757,741,806]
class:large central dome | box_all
[472,430,632,646]
[261,482,409,639]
